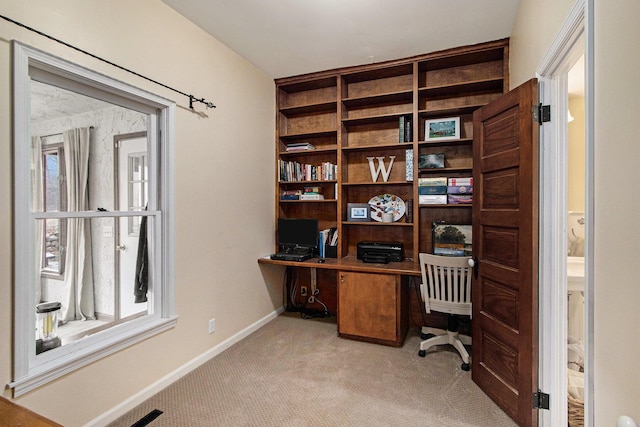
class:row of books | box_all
[278,159,337,182]
[399,115,413,143]
[418,177,473,205]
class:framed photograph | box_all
[425,117,460,141]
[418,153,445,169]
[347,203,370,222]
[432,222,472,256]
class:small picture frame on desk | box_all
[347,203,370,222]
[425,117,460,141]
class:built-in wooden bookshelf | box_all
[268,39,508,345]
[275,39,509,262]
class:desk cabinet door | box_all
[338,271,400,344]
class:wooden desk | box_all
[258,255,421,276]
[259,255,421,346]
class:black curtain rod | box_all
[0,13,216,110]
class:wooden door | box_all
[471,79,539,427]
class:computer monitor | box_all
[277,218,318,252]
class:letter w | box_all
[367,156,396,182]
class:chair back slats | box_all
[419,253,473,318]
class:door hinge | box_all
[533,103,551,124]
[533,390,550,410]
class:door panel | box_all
[472,79,539,427]
[115,133,148,319]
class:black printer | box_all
[357,241,404,264]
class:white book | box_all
[300,194,324,200]
[419,195,447,205]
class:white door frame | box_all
[536,0,594,425]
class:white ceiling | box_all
[161,0,521,79]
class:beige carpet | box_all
[108,314,516,427]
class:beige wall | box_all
[509,0,575,88]
[0,1,279,425]
[512,0,640,424]
[593,0,640,424]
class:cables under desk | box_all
[284,267,332,319]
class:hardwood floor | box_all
[0,396,62,427]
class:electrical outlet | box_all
[208,318,216,334]
[300,286,308,297]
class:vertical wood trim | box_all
[336,76,344,258]
[411,62,419,260]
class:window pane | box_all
[43,151,60,212]
[35,216,150,354]
[127,152,148,235]
[43,218,63,272]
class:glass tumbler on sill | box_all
[36,301,62,354]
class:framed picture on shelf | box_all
[425,117,460,141]
[432,222,472,256]
[347,203,370,222]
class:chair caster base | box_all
[461,363,470,371]
[418,350,426,357]
[420,332,436,340]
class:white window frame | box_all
[10,41,177,397]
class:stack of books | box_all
[447,177,473,204]
[285,142,315,152]
[299,186,324,200]
[418,177,447,204]
[281,190,302,200]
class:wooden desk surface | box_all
[258,255,421,276]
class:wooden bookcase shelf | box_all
[274,39,509,262]
[419,77,504,97]
[342,222,414,227]
[279,199,338,202]
[419,138,473,146]
[342,90,413,108]
[278,147,338,156]
[341,183,413,188]
[342,112,412,126]
[278,179,337,184]
[419,167,473,174]
[418,204,472,208]
[279,130,337,140]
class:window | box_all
[11,42,177,396]
[41,142,67,278]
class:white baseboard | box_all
[85,307,284,427]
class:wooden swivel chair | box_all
[417,253,473,370]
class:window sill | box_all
[9,316,178,397]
